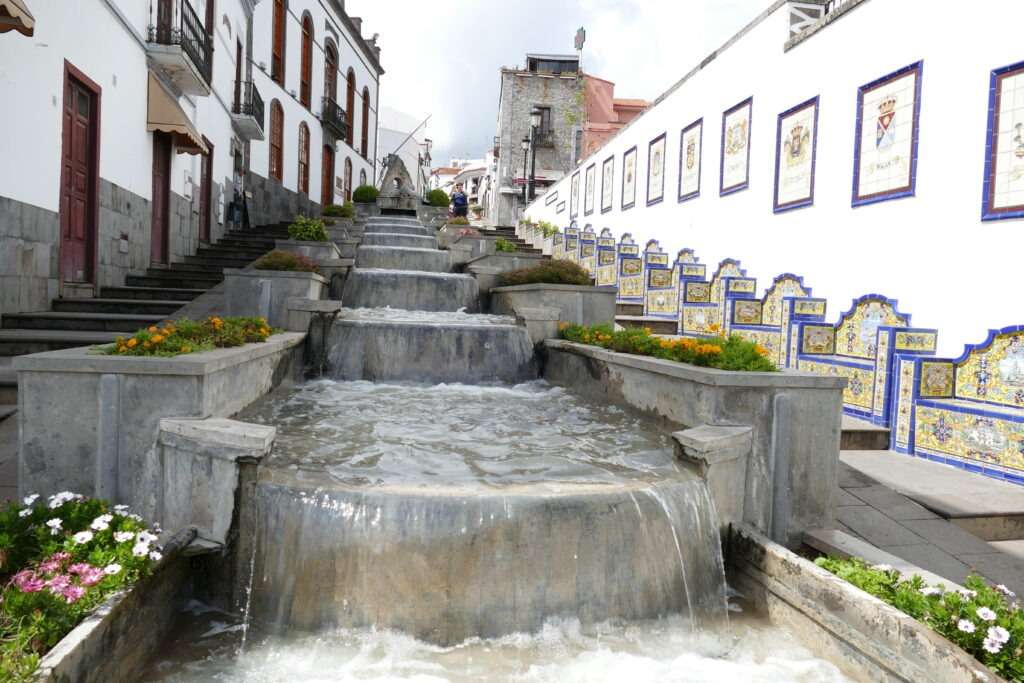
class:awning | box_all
[0,0,34,36]
[146,72,208,155]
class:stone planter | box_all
[464,253,547,300]
[542,340,845,548]
[491,283,615,327]
[14,332,304,519]
[273,239,342,262]
[315,258,354,299]
[225,268,327,328]
[417,205,449,228]
[353,201,380,219]
[325,225,351,243]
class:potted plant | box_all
[470,203,484,220]
[275,215,342,262]
[321,203,354,241]
[225,250,327,328]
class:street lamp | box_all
[528,107,542,201]
[520,136,530,204]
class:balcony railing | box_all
[535,130,555,148]
[321,96,349,140]
[148,0,212,86]
[231,80,265,139]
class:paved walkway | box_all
[836,452,1024,596]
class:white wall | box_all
[525,0,1022,356]
[250,0,378,201]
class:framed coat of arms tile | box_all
[982,59,1024,221]
[678,118,702,203]
[584,163,596,216]
[569,170,580,219]
[621,146,637,210]
[774,96,819,213]
[720,97,753,196]
[646,132,667,206]
[852,61,923,207]
[600,155,614,213]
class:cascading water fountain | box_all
[142,213,853,682]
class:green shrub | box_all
[816,556,1023,681]
[426,189,449,207]
[558,324,778,372]
[0,493,162,680]
[470,204,483,213]
[448,216,470,226]
[495,238,517,253]
[322,203,353,218]
[252,249,319,273]
[287,215,328,241]
[499,259,591,286]
[352,185,379,203]
[103,316,274,357]
[537,220,559,237]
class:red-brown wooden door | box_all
[199,137,213,242]
[59,74,97,284]
[321,145,335,207]
[156,0,173,43]
[151,132,172,265]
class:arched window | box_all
[345,68,355,147]
[359,169,367,187]
[343,157,352,201]
[297,122,310,195]
[360,86,370,158]
[321,145,335,206]
[324,40,338,103]
[271,0,286,86]
[269,100,284,181]
[299,13,313,109]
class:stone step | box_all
[0,329,120,356]
[196,246,269,259]
[363,224,429,237]
[157,262,229,275]
[128,273,223,290]
[1,312,165,333]
[0,404,15,423]
[52,298,185,315]
[181,254,254,268]
[0,366,15,404]
[355,246,450,273]
[840,416,891,451]
[215,236,278,248]
[342,268,479,312]
[365,216,422,225]
[100,286,205,302]
[360,232,438,249]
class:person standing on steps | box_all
[451,183,469,218]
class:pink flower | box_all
[11,570,45,593]
[60,584,86,604]
[46,574,71,594]
[78,567,105,587]
[67,563,92,576]
[38,552,71,575]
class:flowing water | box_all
[145,604,852,682]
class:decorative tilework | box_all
[954,330,1024,408]
[774,96,819,213]
[583,164,596,216]
[685,281,711,303]
[852,61,923,206]
[735,328,781,361]
[677,249,696,264]
[621,259,642,276]
[622,146,637,211]
[682,264,706,278]
[721,97,753,196]
[763,275,811,326]
[552,233,564,260]
[679,118,703,203]
[728,278,757,294]
[570,171,580,219]
[801,324,836,355]
[982,60,1024,221]
[601,155,615,214]
[835,296,908,359]
[915,405,1024,473]
[920,361,954,398]
[647,132,667,206]
[579,228,597,275]
[646,290,677,315]
[872,329,892,418]
[596,230,617,288]
[795,300,826,316]
[895,358,915,448]
[733,300,763,325]
[683,305,718,335]
[895,331,937,352]
[649,269,672,288]
[800,359,875,409]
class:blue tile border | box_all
[851,60,924,207]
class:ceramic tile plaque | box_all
[982,59,1024,220]
[622,146,637,210]
[720,97,752,195]
[584,163,596,216]
[647,132,666,206]
[601,155,614,213]
[678,118,702,202]
[774,96,818,212]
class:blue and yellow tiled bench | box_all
[678,258,747,337]
[727,273,819,368]
[795,294,937,428]
[618,240,678,334]
[890,325,1024,485]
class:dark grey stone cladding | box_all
[0,194,59,319]
[245,171,320,227]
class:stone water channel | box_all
[142,215,852,681]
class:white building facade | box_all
[524,0,1022,356]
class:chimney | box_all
[787,0,828,38]
[350,16,363,35]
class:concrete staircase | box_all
[486,225,543,254]
[0,222,290,417]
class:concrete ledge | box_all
[492,285,615,327]
[728,523,998,683]
[674,425,752,532]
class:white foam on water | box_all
[146,615,852,682]
[338,307,516,325]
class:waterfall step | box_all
[355,246,450,272]
[360,232,439,249]
[342,268,479,312]
[326,315,537,383]
[363,224,431,237]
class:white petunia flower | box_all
[977,607,997,622]
[18,509,32,518]
[22,494,39,506]
[920,586,943,597]
[148,550,163,562]
[127,513,142,522]
[995,584,1016,599]
[45,518,63,535]
[72,530,94,545]
[113,531,134,543]
[987,626,1010,644]
[136,530,157,545]
[90,515,112,532]
[957,619,976,634]
[982,637,1003,654]
[131,542,150,558]
[103,563,122,576]
[872,564,895,573]
[113,504,129,514]
[957,588,978,600]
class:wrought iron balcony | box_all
[147,0,213,96]
[231,80,265,141]
[535,130,555,148]
[320,96,349,140]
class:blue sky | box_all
[350,0,767,164]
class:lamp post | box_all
[520,136,529,204]
[528,107,541,201]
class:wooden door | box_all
[151,132,172,265]
[321,145,334,207]
[59,74,98,284]
[156,0,174,43]
[199,137,213,242]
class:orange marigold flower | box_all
[126,339,138,348]
[148,326,158,333]
[151,334,164,344]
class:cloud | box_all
[350,0,765,164]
